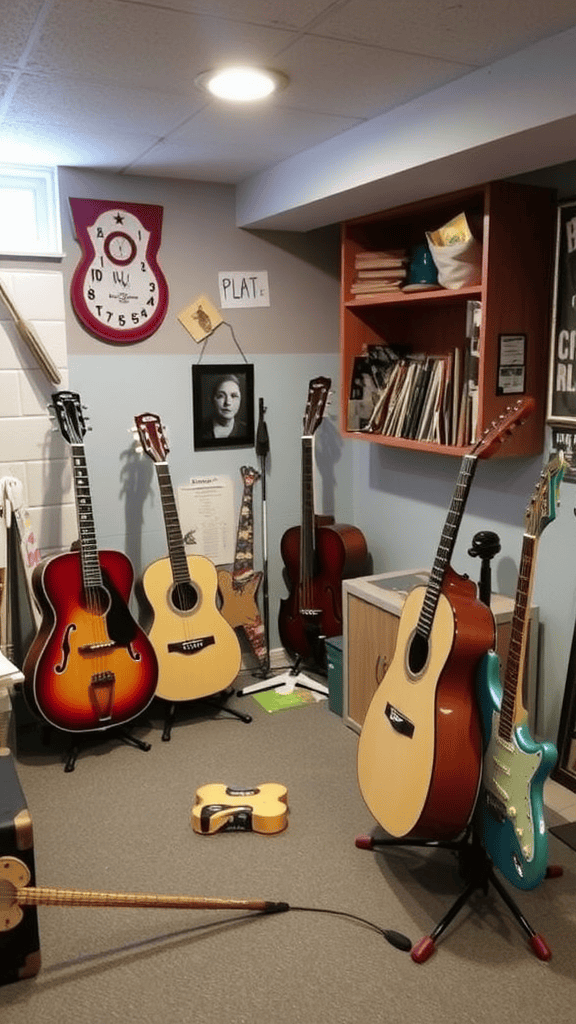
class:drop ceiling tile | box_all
[274,34,471,119]
[149,0,335,30]
[130,105,363,182]
[9,73,205,135]
[24,1,295,91]
[0,0,45,66]
[0,119,158,172]
[313,0,576,65]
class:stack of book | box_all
[350,249,408,297]
[348,300,483,446]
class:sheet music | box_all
[177,475,235,565]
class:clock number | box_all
[91,268,103,282]
[131,313,140,325]
[147,296,155,307]
[141,261,146,272]
[140,308,148,319]
[119,314,126,327]
[88,288,95,300]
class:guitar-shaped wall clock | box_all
[278,376,368,666]
[357,396,536,841]
[217,466,267,668]
[22,391,159,733]
[134,413,241,702]
[69,198,169,345]
[475,451,564,889]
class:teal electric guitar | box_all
[476,451,564,890]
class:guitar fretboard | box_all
[499,534,536,741]
[71,443,103,589]
[233,470,259,584]
[155,463,191,587]
[417,453,478,638]
[300,436,316,597]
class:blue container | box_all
[325,636,344,716]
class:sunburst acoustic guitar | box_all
[134,412,241,702]
[22,391,158,733]
[357,397,535,841]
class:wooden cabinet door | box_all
[346,595,399,730]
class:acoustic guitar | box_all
[217,466,267,667]
[22,391,158,733]
[357,397,535,840]
[475,451,563,889]
[191,782,289,835]
[279,376,368,664]
[134,412,241,702]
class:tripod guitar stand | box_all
[356,530,562,963]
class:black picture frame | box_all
[547,198,576,425]
[192,363,254,451]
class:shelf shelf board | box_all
[344,284,482,309]
[342,430,472,456]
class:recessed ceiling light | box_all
[195,67,288,102]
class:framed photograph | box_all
[192,363,254,451]
[547,199,576,425]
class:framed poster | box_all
[547,199,576,425]
[192,363,254,451]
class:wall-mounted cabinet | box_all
[340,181,555,456]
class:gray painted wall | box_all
[58,165,576,744]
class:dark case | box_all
[0,747,41,986]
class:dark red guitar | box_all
[23,391,158,733]
[279,377,368,664]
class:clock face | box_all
[69,199,169,344]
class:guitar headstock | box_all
[303,376,331,437]
[472,396,535,460]
[525,450,565,537]
[240,466,261,487]
[51,391,88,445]
[134,413,169,463]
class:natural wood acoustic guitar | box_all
[357,397,535,840]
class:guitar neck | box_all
[16,885,276,913]
[232,478,257,584]
[70,443,103,589]
[300,436,316,584]
[418,453,478,637]
[155,463,191,586]
[499,533,538,736]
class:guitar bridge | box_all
[89,671,115,722]
[167,636,215,655]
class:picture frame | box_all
[192,363,254,451]
[547,198,576,425]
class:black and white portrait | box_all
[192,363,255,450]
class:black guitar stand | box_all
[356,530,560,962]
[63,727,151,773]
[160,687,252,742]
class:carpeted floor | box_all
[549,820,576,852]
[2,678,576,1024]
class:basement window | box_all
[0,164,63,257]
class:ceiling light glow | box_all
[196,67,288,102]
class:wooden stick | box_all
[0,279,62,386]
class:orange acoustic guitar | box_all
[23,391,158,733]
[134,413,241,702]
[217,466,267,667]
[191,783,289,835]
[357,397,535,841]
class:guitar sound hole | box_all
[408,631,429,676]
[82,586,110,616]
[171,582,198,613]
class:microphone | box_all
[256,398,269,458]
